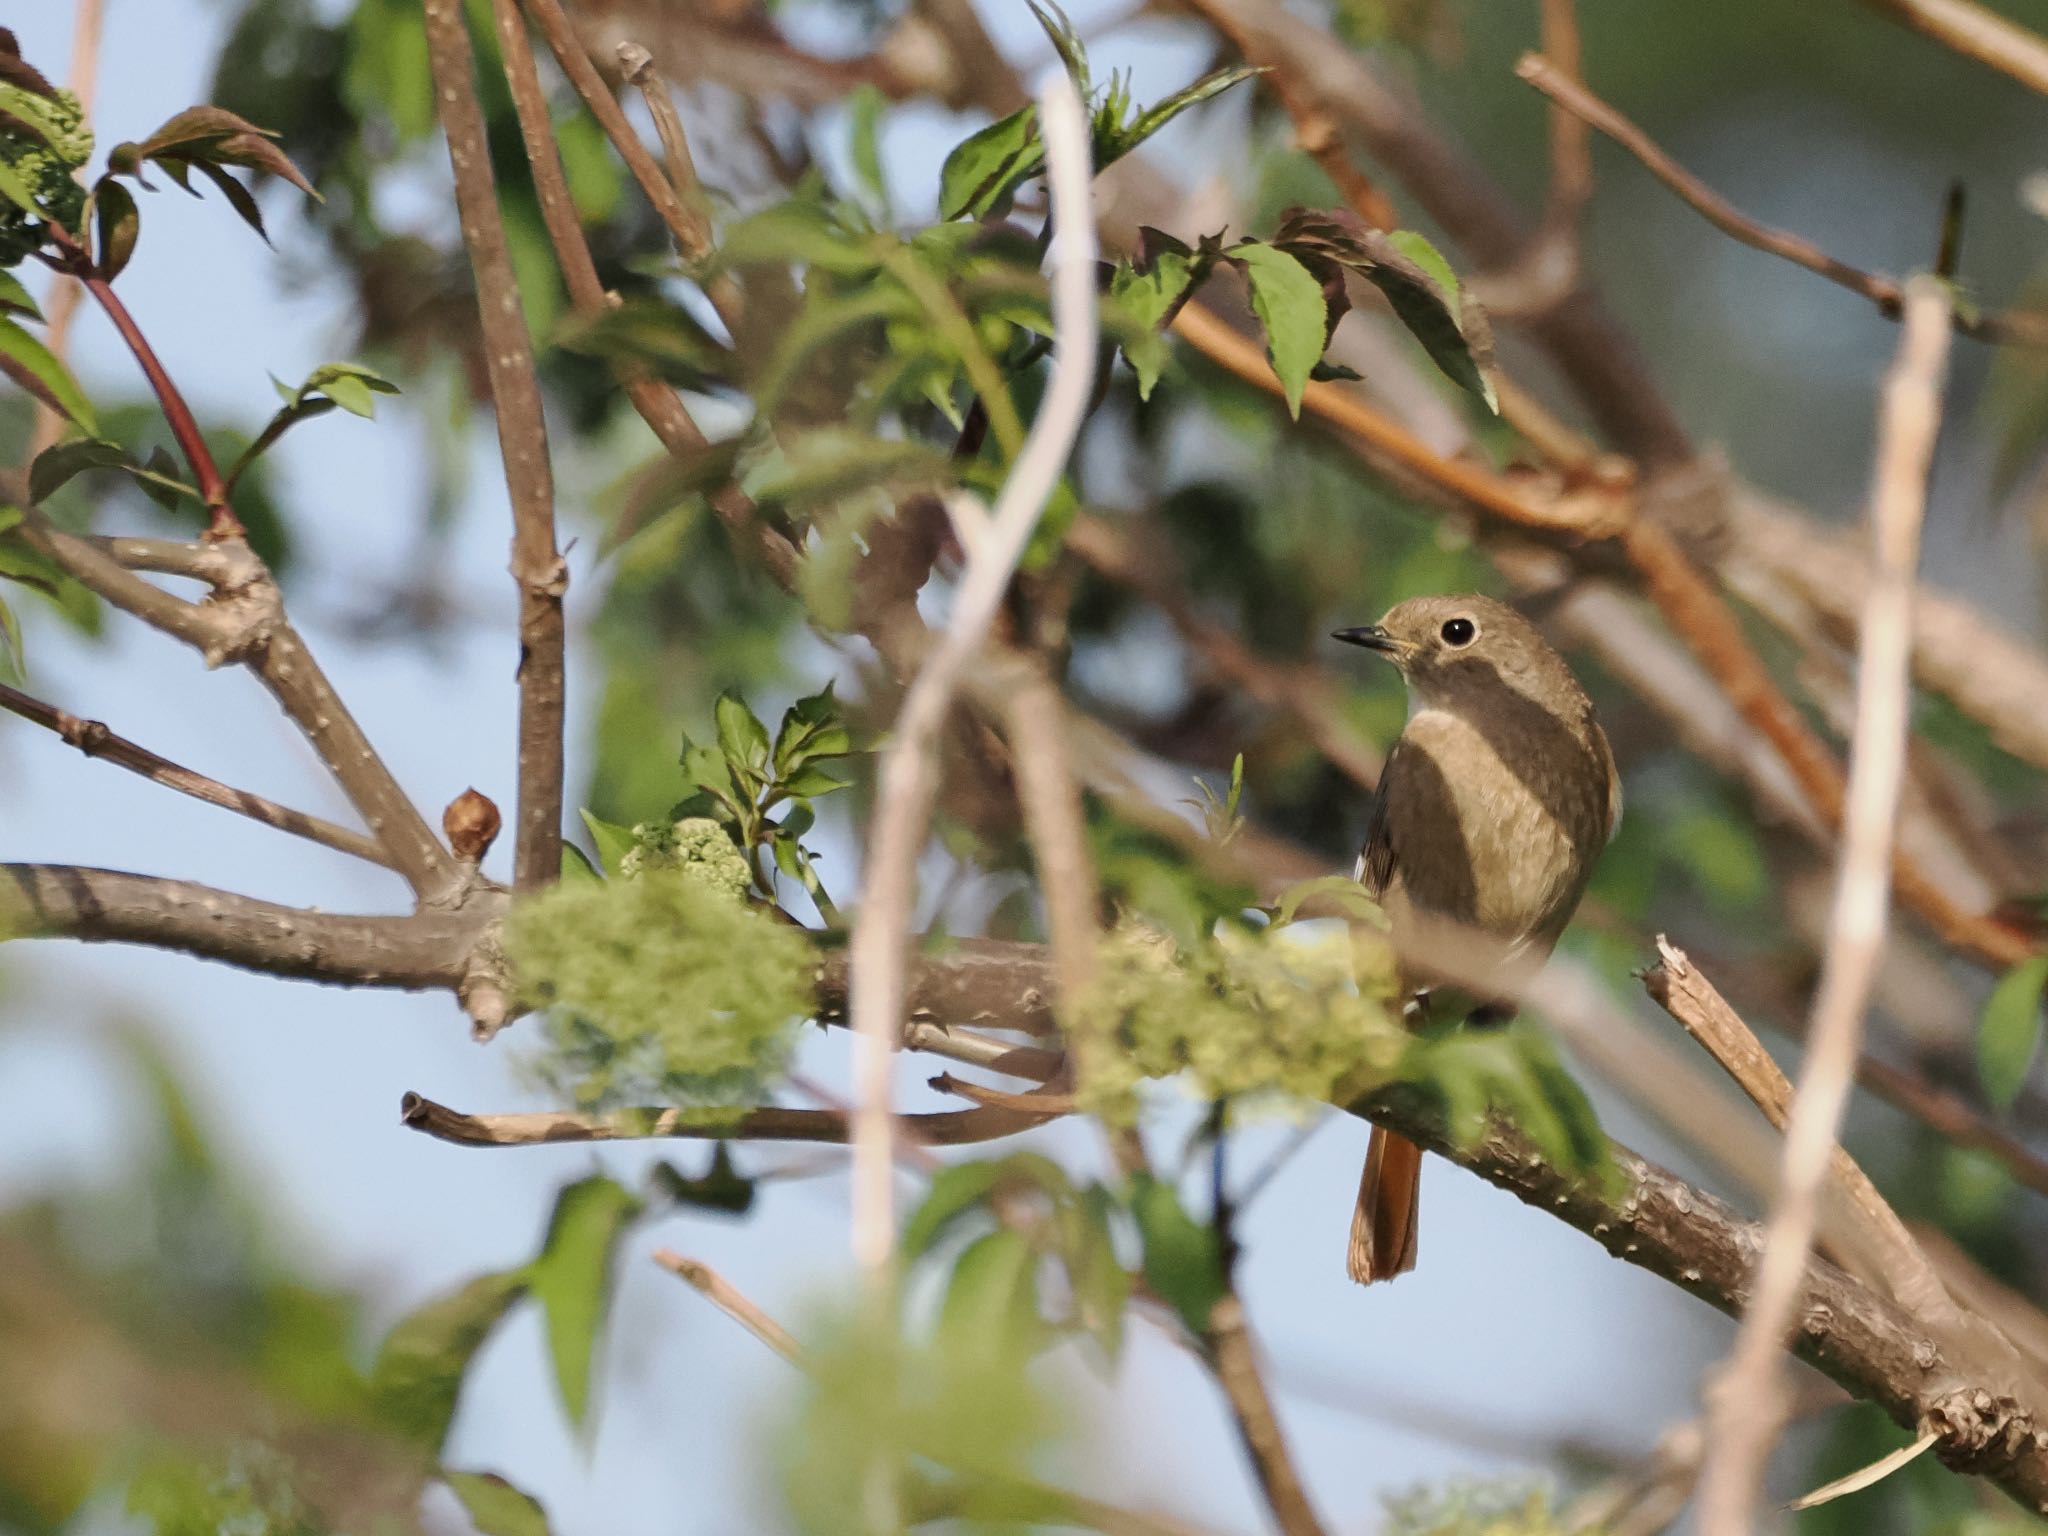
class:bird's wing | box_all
[1596,719,1623,844]
[1354,737,1409,897]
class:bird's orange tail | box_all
[1346,1126,1423,1284]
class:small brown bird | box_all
[1333,594,1619,1284]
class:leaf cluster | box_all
[505,865,815,1115]
[1069,909,1405,1124]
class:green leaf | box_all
[296,360,400,412]
[560,840,602,884]
[1116,65,1262,159]
[1067,1184,1130,1362]
[903,1161,1008,1257]
[1025,0,1092,96]
[938,105,1042,222]
[86,177,137,279]
[939,1228,1044,1360]
[1271,874,1386,928]
[189,158,271,243]
[1374,229,1498,412]
[773,682,844,770]
[1227,243,1326,419]
[319,372,377,418]
[715,201,876,274]
[847,85,890,221]
[135,446,196,511]
[367,1269,527,1451]
[0,318,96,434]
[444,1473,554,1536]
[780,762,851,798]
[0,588,20,676]
[523,1174,643,1428]
[579,808,637,875]
[1128,1172,1224,1335]
[1979,955,2048,1111]
[715,689,771,776]
[748,430,950,512]
[553,296,730,388]
[28,437,129,505]
[0,270,39,320]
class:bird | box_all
[1332,593,1620,1284]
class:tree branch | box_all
[423,0,566,892]
[1859,0,2048,99]
[0,864,486,988]
[846,77,1098,1280]
[1514,54,2048,347]
[487,0,800,589]
[398,1088,1067,1148]
[1698,275,1954,1534]
[2,483,462,900]
[0,681,393,868]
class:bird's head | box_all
[1333,594,1586,717]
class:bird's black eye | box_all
[1440,617,1477,647]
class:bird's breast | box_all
[1385,707,1607,945]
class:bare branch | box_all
[653,1249,803,1364]
[1,864,486,988]
[423,0,566,892]
[1698,276,1955,1536]
[845,74,1098,1279]
[2,486,461,899]
[1514,54,2048,347]
[487,0,800,589]
[613,43,713,259]
[0,681,393,868]
[1202,1296,1331,1536]
[516,0,714,266]
[398,1088,1068,1148]
[1859,0,2048,99]
[985,654,1100,1005]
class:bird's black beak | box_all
[1332,624,1402,656]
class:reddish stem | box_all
[48,229,242,539]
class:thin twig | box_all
[397,1089,1068,1148]
[1859,0,2048,99]
[2,492,460,900]
[1202,1296,1330,1536]
[42,231,241,535]
[615,41,747,331]
[515,0,710,262]
[1178,0,1397,230]
[1514,54,2048,347]
[1642,940,1985,1339]
[653,1249,803,1363]
[423,0,566,892]
[1697,276,1954,1536]
[1472,0,1591,319]
[1169,302,1633,538]
[487,0,799,589]
[613,43,713,258]
[844,74,1097,1279]
[0,681,393,868]
[990,656,1100,1005]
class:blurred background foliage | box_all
[6,0,2048,1529]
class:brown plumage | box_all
[1334,594,1619,1284]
